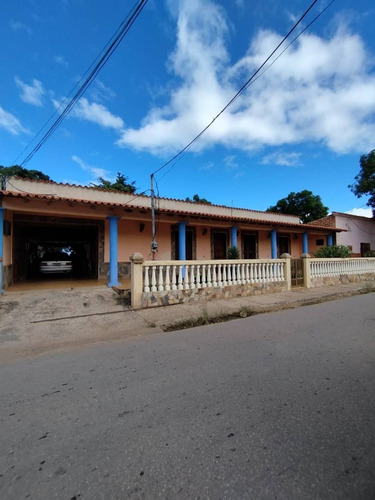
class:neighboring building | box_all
[310,212,375,257]
[0,177,343,290]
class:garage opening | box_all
[13,215,103,283]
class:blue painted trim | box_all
[107,216,121,287]
[178,221,187,260]
[327,233,333,247]
[0,208,5,294]
[302,232,309,254]
[271,229,278,259]
[230,226,238,248]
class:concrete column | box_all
[301,253,311,288]
[178,221,187,260]
[230,226,238,248]
[107,216,121,287]
[0,208,5,294]
[327,233,333,247]
[302,232,309,254]
[280,253,292,291]
[130,252,144,309]
[270,229,278,259]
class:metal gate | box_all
[291,259,304,287]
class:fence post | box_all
[130,252,144,309]
[281,253,292,290]
[301,253,311,288]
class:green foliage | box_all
[226,246,240,259]
[349,149,375,215]
[0,165,51,183]
[91,172,137,194]
[266,190,329,223]
[314,245,352,258]
[185,194,212,204]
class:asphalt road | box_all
[1,294,374,499]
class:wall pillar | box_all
[178,221,187,260]
[280,253,292,291]
[130,252,144,309]
[270,229,278,259]
[107,216,121,287]
[302,232,309,254]
[327,233,333,247]
[0,208,5,294]
[301,254,311,288]
[230,226,238,248]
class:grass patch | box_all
[163,305,255,332]
[359,281,375,294]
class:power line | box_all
[15,0,149,168]
[152,0,328,180]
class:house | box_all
[309,212,375,256]
[0,177,344,291]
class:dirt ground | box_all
[0,286,157,364]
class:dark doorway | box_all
[212,231,228,259]
[360,242,371,256]
[242,233,257,259]
[13,216,101,282]
[171,226,196,260]
[277,235,290,257]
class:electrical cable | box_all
[151,0,328,181]
[16,0,148,168]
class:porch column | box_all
[270,229,278,259]
[230,226,238,248]
[302,232,309,254]
[178,221,187,260]
[327,233,333,247]
[0,208,5,294]
[107,216,121,287]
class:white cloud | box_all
[15,77,45,106]
[54,55,69,67]
[261,151,301,167]
[345,208,373,218]
[71,155,112,182]
[0,106,29,135]
[117,0,375,157]
[71,98,124,130]
[10,20,31,34]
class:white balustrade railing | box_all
[142,259,286,293]
[310,258,375,279]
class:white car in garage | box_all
[40,250,73,274]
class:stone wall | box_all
[311,273,375,288]
[140,281,287,308]
[2,265,13,289]
[99,261,131,280]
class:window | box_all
[316,239,324,246]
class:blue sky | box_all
[1,0,374,216]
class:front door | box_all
[212,231,228,259]
[242,233,257,259]
[277,235,290,257]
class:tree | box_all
[349,149,375,216]
[0,165,51,182]
[91,172,137,194]
[185,194,212,204]
[266,190,329,224]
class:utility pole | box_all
[150,173,158,259]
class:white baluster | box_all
[265,263,270,282]
[202,265,207,288]
[190,265,196,289]
[213,265,217,287]
[165,265,171,291]
[222,264,227,286]
[151,266,157,292]
[241,263,245,284]
[232,264,237,285]
[196,265,201,289]
[178,265,183,290]
[144,266,150,292]
[172,265,177,290]
[227,263,232,285]
[158,266,164,291]
[207,264,212,287]
[184,266,190,290]
[245,263,250,284]
[217,264,222,287]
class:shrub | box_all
[314,245,352,258]
[226,246,240,259]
